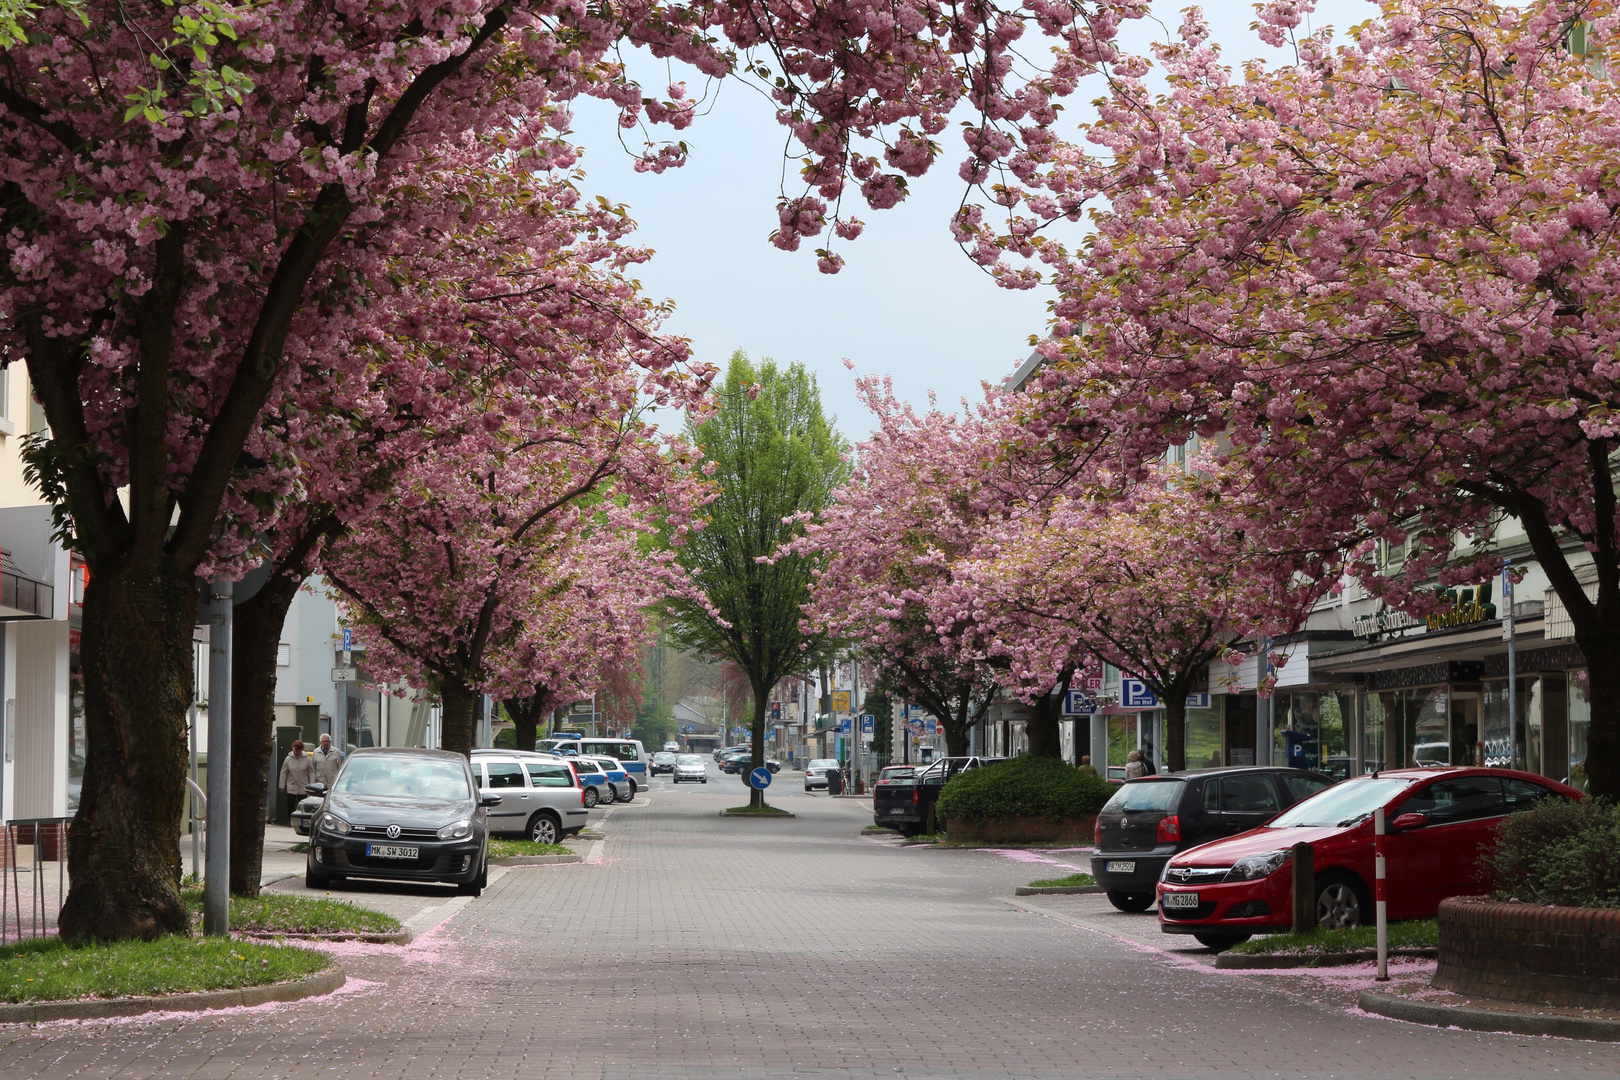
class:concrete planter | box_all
[1434,895,1620,1008]
[945,815,1096,845]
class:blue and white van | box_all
[538,737,650,795]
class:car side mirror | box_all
[1390,811,1428,832]
[479,793,502,807]
[305,783,325,796]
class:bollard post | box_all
[1374,806,1388,981]
[1290,841,1315,935]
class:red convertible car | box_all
[1156,767,1581,950]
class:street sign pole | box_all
[203,577,232,936]
[1504,558,1517,770]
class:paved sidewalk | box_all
[0,777,1614,1078]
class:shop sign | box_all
[1120,679,1159,708]
[1426,597,1494,633]
[1351,607,1422,640]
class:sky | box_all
[568,2,1378,441]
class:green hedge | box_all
[1486,796,1620,908]
[935,756,1114,822]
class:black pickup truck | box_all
[872,756,1006,836]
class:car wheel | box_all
[701,778,707,784]
[1316,871,1370,930]
[769,763,780,773]
[305,867,330,890]
[1105,890,1156,913]
[1193,932,1251,952]
[629,780,639,799]
[583,787,599,808]
[528,813,560,845]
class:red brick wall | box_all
[1434,895,1620,1008]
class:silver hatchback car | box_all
[803,758,840,791]
[672,754,708,784]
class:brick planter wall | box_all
[945,815,1096,845]
[1434,895,1620,1008]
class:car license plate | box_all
[1105,860,1135,874]
[889,807,906,814]
[365,844,418,859]
[1163,891,1200,909]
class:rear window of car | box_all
[573,761,603,778]
[484,762,526,789]
[527,763,575,787]
[1102,779,1184,812]
[809,759,838,769]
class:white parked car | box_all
[804,759,840,791]
[672,755,708,784]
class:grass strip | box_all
[0,936,329,1003]
[722,805,792,815]
[1230,919,1438,956]
[1027,872,1096,889]
[488,839,574,859]
[861,824,896,834]
[181,889,400,935]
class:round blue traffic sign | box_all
[748,767,773,790]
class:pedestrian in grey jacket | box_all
[279,741,317,819]
[312,733,343,788]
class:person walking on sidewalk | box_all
[1124,749,1146,780]
[279,740,317,818]
[313,733,343,789]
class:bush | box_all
[1486,797,1620,908]
[935,756,1113,822]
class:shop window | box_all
[1184,704,1222,770]
[1570,678,1591,791]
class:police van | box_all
[538,737,651,796]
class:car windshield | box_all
[677,755,702,766]
[1268,776,1418,828]
[336,756,469,799]
[1101,779,1184,813]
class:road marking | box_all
[402,866,510,934]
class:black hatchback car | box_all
[305,747,499,895]
[1091,766,1336,912]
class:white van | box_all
[539,737,650,796]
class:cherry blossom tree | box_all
[325,376,706,758]
[221,156,680,892]
[1001,0,1620,794]
[797,376,1018,757]
[960,469,1331,772]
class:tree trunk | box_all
[58,568,195,940]
[1026,671,1073,759]
[749,683,768,809]
[1576,628,1620,799]
[440,677,478,758]
[503,691,549,753]
[1163,695,1187,774]
[228,573,301,895]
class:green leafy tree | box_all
[864,686,895,763]
[666,352,848,806]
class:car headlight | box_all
[1226,850,1291,882]
[437,819,473,841]
[319,812,350,835]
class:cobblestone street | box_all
[0,776,1612,1079]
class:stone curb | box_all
[492,854,584,866]
[1216,947,1436,970]
[1359,989,1620,1041]
[0,967,346,1024]
[718,810,797,818]
[1014,885,1106,896]
[238,929,411,945]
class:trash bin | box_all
[826,768,844,796]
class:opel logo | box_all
[386,824,401,839]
